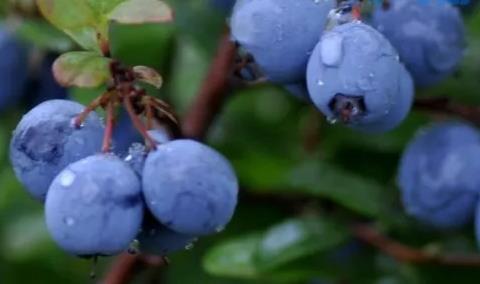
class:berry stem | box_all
[352,224,480,266]
[123,95,157,150]
[101,100,116,153]
[182,31,236,139]
[74,95,104,128]
[414,97,480,126]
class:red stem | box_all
[352,224,480,266]
[102,101,115,153]
[123,96,157,150]
[74,95,104,128]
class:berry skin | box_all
[398,122,480,229]
[230,0,334,84]
[137,212,196,256]
[45,155,144,256]
[142,139,238,236]
[10,100,104,201]
[306,22,414,133]
[0,27,29,111]
[371,0,465,87]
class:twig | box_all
[352,224,480,266]
[181,31,236,140]
[414,97,480,126]
[101,254,167,284]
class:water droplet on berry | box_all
[60,170,76,187]
[320,32,343,66]
[128,239,140,255]
[185,243,194,250]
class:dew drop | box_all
[60,170,76,187]
[128,239,140,255]
[320,32,343,67]
[185,243,194,250]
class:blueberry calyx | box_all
[328,94,366,123]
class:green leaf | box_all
[53,51,111,87]
[108,0,173,24]
[16,19,75,52]
[255,217,349,271]
[85,0,126,15]
[133,65,163,88]
[242,158,384,218]
[203,233,262,279]
[1,213,53,260]
[285,160,384,217]
[36,0,104,52]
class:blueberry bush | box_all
[2,0,480,283]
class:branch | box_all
[102,254,167,284]
[352,224,480,267]
[101,32,236,284]
[414,97,480,126]
[181,31,237,140]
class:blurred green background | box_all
[1,0,480,283]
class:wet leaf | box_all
[53,51,112,87]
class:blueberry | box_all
[371,0,465,87]
[10,99,104,201]
[0,27,29,111]
[45,154,143,256]
[25,53,69,107]
[137,212,196,256]
[142,139,238,235]
[230,0,334,83]
[398,122,480,229]
[306,22,414,132]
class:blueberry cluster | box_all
[10,100,239,257]
[398,122,480,236]
[230,0,464,132]
[0,26,67,112]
